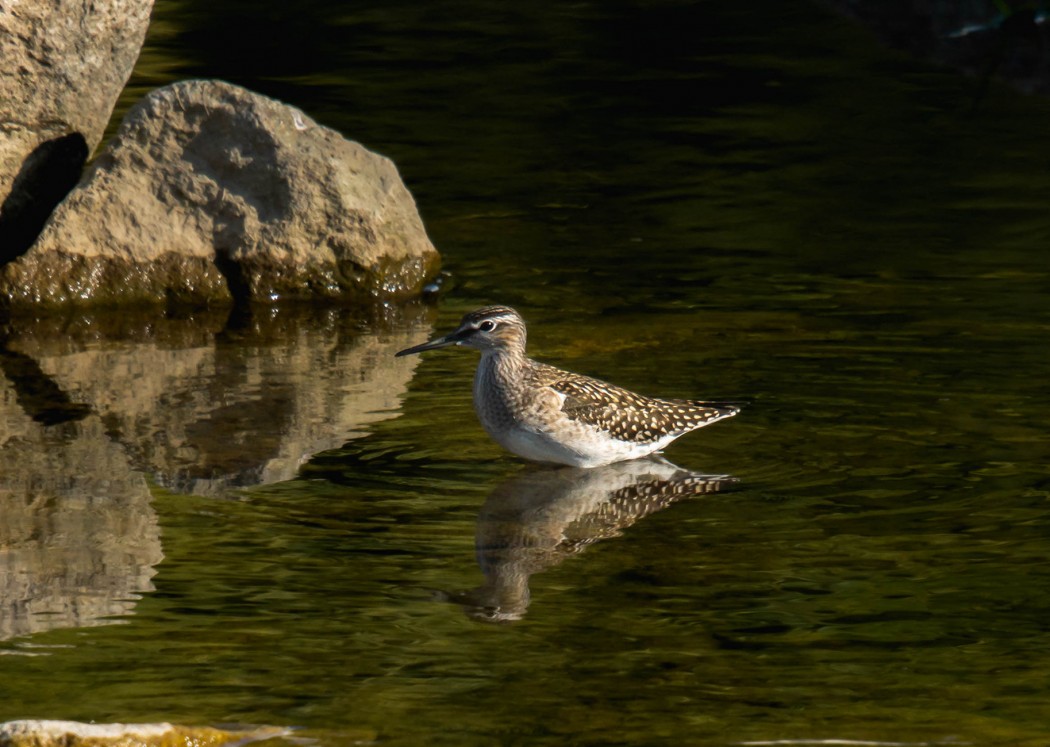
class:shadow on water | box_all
[445,457,736,623]
[0,303,435,642]
[0,346,93,428]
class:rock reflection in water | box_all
[450,458,735,622]
[0,304,430,641]
[0,400,161,641]
[2,305,428,495]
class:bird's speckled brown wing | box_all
[527,362,740,444]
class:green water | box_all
[4,1,1050,745]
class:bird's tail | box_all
[689,399,749,416]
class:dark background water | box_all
[3,1,1050,745]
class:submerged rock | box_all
[0,0,153,262]
[823,1,1050,96]
[0,80,441,309]
[0,720,288,747]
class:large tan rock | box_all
[0,80,441,308]
[0,0,153,260]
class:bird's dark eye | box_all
[479,320,496,332]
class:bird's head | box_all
[396,305,527,357]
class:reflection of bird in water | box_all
[445,457,736,622]
[396,306,741,467]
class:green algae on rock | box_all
[0,253,229,308]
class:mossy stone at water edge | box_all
[0,720,288,747]
[0,80,441,309]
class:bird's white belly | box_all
[492,422,674,468]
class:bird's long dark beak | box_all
[395,329,467,357]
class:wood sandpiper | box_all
[396,305,741,468]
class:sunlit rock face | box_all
[0,0,153,262]
[0,80,441,308]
